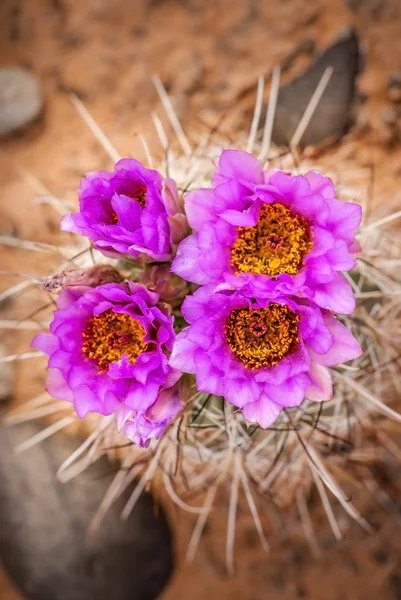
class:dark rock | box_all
[372,548,392,564]
[0,422,173,600]
[0,346,12,406]
[0,68,44,137]
[387,69,401,104]
[271,30,361,148]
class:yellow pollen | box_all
[111,185,147,223]
[82,309,149,371]
[230,202,312,276]
[225,303,299,370]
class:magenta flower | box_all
[61,159,184,262]
[124,383,183,448]
[170,285,362,428]
[31,282,181,443]
[172,150,362,314]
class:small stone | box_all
[271,30,360,148]
[372,548,392,564]
[0,345,12,406]
[0,422,173,600]
[0,68,44,137]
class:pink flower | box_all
[172,150,361,314]
[32,282,182,445]
[170,285,362,428]
[124,383,183,448]
[61,159,186,262]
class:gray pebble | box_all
[0,422,173,600]
[0,345,12,405]
[0,68,44,137]
[271,30,360,148]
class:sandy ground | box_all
[1,0,401,598]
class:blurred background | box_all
[1,1,401,599]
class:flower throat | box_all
[111,183,146,224]
[82,309,149,371]
[226,303,299,369]
[231,202,312,276]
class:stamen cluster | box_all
[82,310,149,371]
[231,203,312,276]
[225,304,299,369]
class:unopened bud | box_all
[40,265,123,294]
[162,177,189,244]
[140,264,188,307]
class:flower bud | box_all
[162,177,189,244]
[40,265,123,294]
[140,264,188,307]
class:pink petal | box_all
[349,239,362,257]
[57,286,88,308]
[309,314,362,367]
[115,405,134,431]
[222,379,257,408]
[184,188,216,230]
[242,396,282,428]
[212,149,263,187]
[145,385,183,423]
[268,171,310,201]
[303,170,336,199]
[219,207,258,226]
[170,343,196,374]
[125,382,159,411]
[263,168,280,184]
[60,212,78,233]
[46,369,73,403]
[312,273,356,314]
[73,384,98,418]
[326,198,362,243]
[264,374,309,407]
[169,214,188,244]
[325,241,356,271]
[171,235,213,285]
[162,177,180,216]
[305,363,333,401]
[31,332,59,356]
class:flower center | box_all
[82,309,149,371]
[126,185,147,208]
[230,203,312,276]
[111,184,147,223]
[225,303,299,370]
